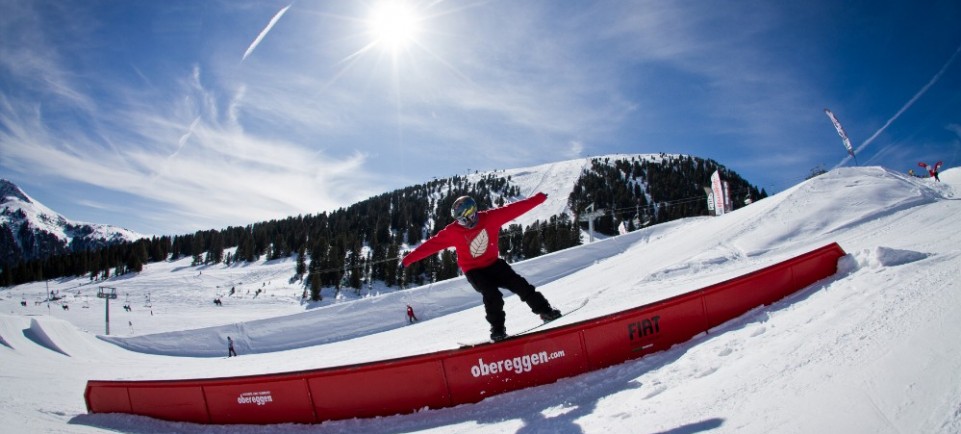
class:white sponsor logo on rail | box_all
[237,390,274,406]
[470,349,567,378]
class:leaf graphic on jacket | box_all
[469,230,489,258]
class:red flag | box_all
[919,162,943,177]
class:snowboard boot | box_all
[490,325,508,342]
[539,308,562,323]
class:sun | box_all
[367,1,422,54]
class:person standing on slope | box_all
[401,193,561,342]
[406,304,419,323]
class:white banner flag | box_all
[824,108,855,157]
[711,170,727,215]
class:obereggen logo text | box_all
[470,349,566,378]
[237,391,273,406]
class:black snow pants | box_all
[464,259,552,329]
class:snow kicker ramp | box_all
[85,242,845,425]
[0,315,117,358]
[0,315,27,351]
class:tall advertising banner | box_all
[704,187,715,213]
[824,108,855,158]
[711,170,727,215]
[724,180,732,212]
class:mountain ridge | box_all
[0,179,145,268]
[0,154,762,286]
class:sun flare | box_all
[367,1,422,53]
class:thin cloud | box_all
[242,4,292,62]
[0,3,94,111]
[1,56,383,234]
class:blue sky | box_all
[1,0,959,236]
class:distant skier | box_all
[406,304,418,323]
[227,336,237,357]
[401,193,561,342]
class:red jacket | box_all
[401,193,547,272]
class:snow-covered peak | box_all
[0,179,30,204]
[0,179,145,264]
[1,179,74,242]
[465,153,696,227]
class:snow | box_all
[1,165,960,433]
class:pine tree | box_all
[295,248,307,278]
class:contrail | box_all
[171,116,201,159]
[242,4,292,62]
[836,41,961,168]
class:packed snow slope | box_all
[1,166,959,433]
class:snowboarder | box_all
[227,336,237,357]
[406,304,419,323]
[401,193,561,342]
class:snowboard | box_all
[458,298,589,348]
